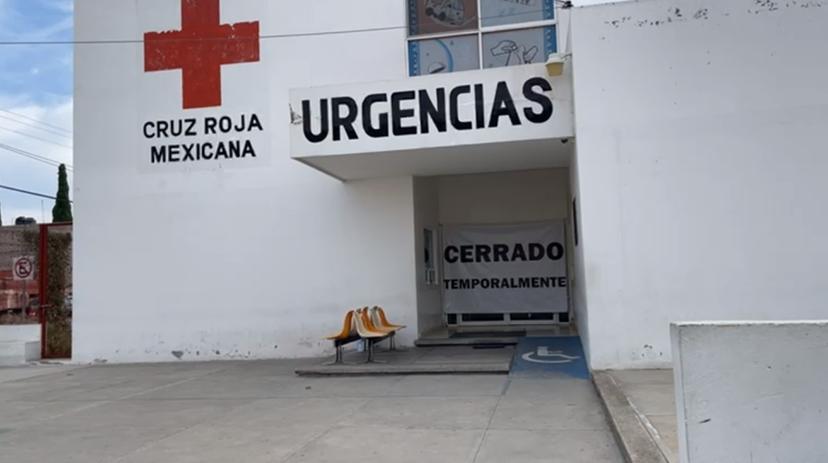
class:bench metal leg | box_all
[323,345,344,365]
[365,339,386,364]
[387,333,406,352]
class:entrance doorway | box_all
[414,168,577,338]
[442,221,569,326]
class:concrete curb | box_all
[593,371,671,463]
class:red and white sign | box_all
[138,0,270,171]
[12,256,35,281]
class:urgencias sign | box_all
[300,77,553,142]
[289,64,573,158]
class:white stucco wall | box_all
[74,1,419,363]
[568,152,589,354]
[572,0,828,369]
[672,321,828,463]
[413,177,443,335]
[438,169,570,225]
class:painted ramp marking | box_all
[521,347,580,364]
[511,336,589,379]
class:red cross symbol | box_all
[144,0,260,110]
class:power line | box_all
[0,142,73,171]
[0,25,405,45]
[0,184,67,202]
[0,125,72,150]
[0,114,73,140]
[0,5,574,46]
[0,143,62,168]
[0,109,71,135]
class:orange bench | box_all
[324,306,405,364]
[325,310,360,365]
[369,306,406,351]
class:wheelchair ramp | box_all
[510,336,589,379]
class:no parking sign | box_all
[12,256,35,281]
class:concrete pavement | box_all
[594,369,678,463]
[0,358,624,463]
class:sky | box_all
[0,0,73,225]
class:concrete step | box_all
[295,345,515,377]
[414,337,520,347]
[593,371,672,463]
[296,362,510,377]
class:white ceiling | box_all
[297,137,575,181]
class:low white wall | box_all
[0,324,40,342]
[672,321,828,463]
[0,324,40,365]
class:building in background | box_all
[0,225,39,315]
[73,0,828,369]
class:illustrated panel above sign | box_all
[408,0,479,35]
[409,35,480,76]
[480,0,555,27]
[483,27,557,69]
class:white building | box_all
[74,0,828,369]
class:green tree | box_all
[52,164,73,223]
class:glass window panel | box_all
[482,26,556,69]
[480,0,555,27]
[408,0,479,36]
[409,35,480,76]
